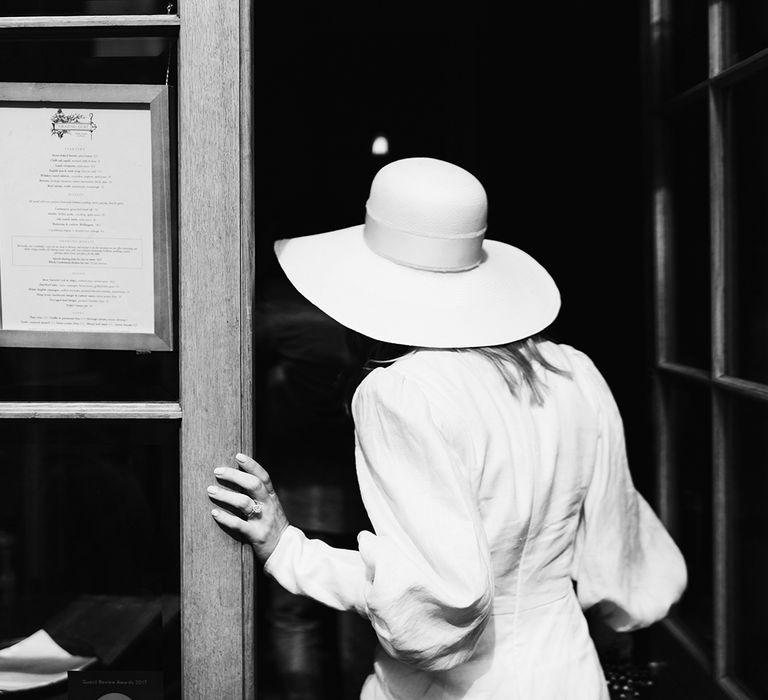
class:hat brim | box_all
[274,224,560,349]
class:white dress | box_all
[264,342,687,700]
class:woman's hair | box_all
[342,330,569,410]
[456,337,569,405]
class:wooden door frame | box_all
[179,1,255,697]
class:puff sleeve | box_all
[264,366,494,671]
[570,352,687,631]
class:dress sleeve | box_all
[264,366,494,671]
[570,352,687,632]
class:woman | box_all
[207,157,687,699]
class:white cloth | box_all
[264,342,687,699]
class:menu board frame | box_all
[0,82,173,351]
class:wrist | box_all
[254,520,290,563]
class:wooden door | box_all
[0,2,255,698]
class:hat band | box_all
[363,209,486,272]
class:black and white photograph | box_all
[0,2,766,700]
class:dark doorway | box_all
[251,6,655,698]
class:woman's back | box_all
[350,342,685,699]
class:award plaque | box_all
[0,83,173,351]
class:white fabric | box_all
[264,342,687,700]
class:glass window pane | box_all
[728,398,768,697]
[669,0,709,94]
[0,1,172,16]
[0,420,180,697]
[729,74,768,385]
[254,265,376,699]
[254,269,370,535]
[251,31,484,246]
[730,395,768,696]
[732,2,768,64]
[0,38,174,85]
[667,99,711,369]
[0,348,179,401]
[665,377,713,654]
[251,30,486,699]
[0,36,178,400]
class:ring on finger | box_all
[245,499,262,519]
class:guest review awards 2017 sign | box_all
[0,83,173,351]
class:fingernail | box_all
[235,453,247,463]
[213,467,224,475]
[207,485,218,494]
[211,509,220,517]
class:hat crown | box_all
[366,157,487,236]
[364,158,488,271]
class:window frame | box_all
[648,1,768,698]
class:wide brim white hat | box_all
[275,158,560,349]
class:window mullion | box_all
[651,0,673,365]
[712,388,728,679]
[709,0,729,684]
[0,401,182,419]
[0,14,180,31]
[709,85,727,381]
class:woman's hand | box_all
[207,453,289,562]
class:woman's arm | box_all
[209,366,494,672]
[207,454,369,612]
[348,366,494,670]
[570,352,687,631]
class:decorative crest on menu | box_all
[50,109,97,139]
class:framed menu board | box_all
[0,83,173,351]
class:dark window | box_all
[0,420,180,684]
[669,0,709,93]
[730,395,768,697]
[730,74,768,384]
[668,99,710,370]
[732,1,768,64]
[666,378,713,654]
